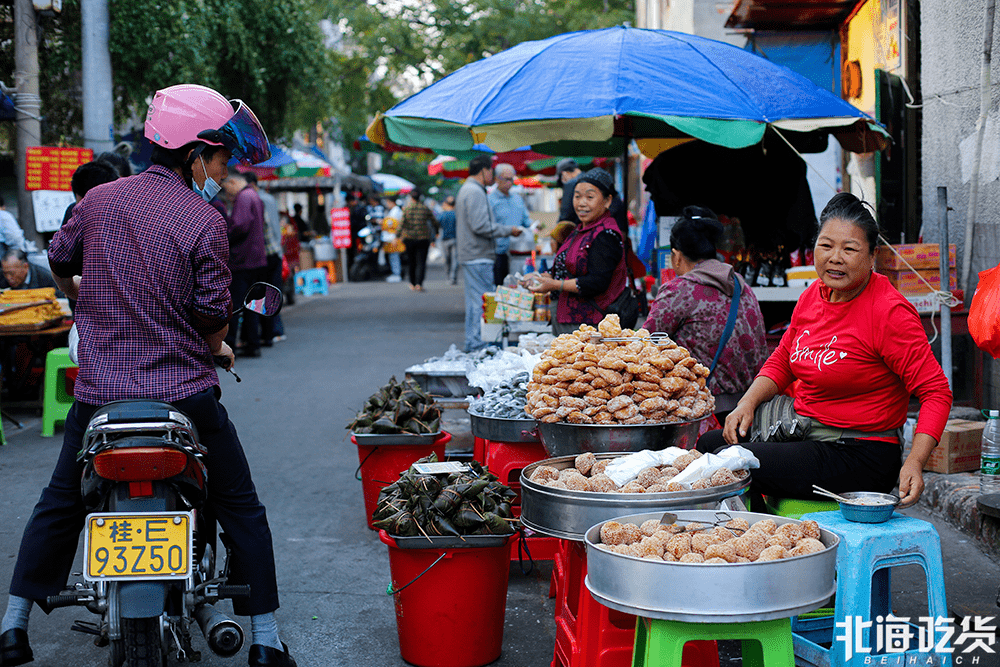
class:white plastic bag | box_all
[604,450,663,487]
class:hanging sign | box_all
[25,146,93,191]
[330,207,351,249]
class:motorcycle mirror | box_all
[239,283,283,317]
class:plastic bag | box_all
[970,263,1000,358]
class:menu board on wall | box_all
[25,147,93,191]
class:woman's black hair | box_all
[670,205,723,262]
[817,192,879,253]
[150,141,226,187]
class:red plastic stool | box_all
[551,540,720,667]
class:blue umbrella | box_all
[367,26,887,157]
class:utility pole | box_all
[81,0,114,153]
[13,0,42,249]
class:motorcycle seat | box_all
[92,400,191,426]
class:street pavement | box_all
[0,264,998,666]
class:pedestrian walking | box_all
[399,188,438,291]
[382,197,405,283]
[438,195,458,284]
[488,163,532,285]
[456,155,523,351]
[222,168,268,358]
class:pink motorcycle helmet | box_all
[144,83,270,165]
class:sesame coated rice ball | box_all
[678,552,705,563]
[666,533,693,559]
[588,474,619,493]
[673,453,696,471]
[645,483,670,493]
[756,545,787,561]
[710,468,738,487]
[660,466,680,479]
[575,452,597,476]
[800,520,822,540]
[789,538,825,557]
[775,523,804,542]
[666,481,686,492]
[600,521,629,546]
[691,532,721,554]
[636,466,663,488]
[733,533,766,561]
[766,533,794,550]
[531,465,560,483]
[725,517,750,533]
[620,481,647,494]
[591,459,610,476]
[620,522,643,544]
[704,542,738,563]
[635,536,665,558]
[704,557,729,564]
[640,519,663,537]
[691,478,712,490]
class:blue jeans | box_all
[388,252,401,277]
[462,262,494,352]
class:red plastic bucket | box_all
[380,530,513,667]
[354,432,451,529]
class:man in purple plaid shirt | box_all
[0,85,296,667]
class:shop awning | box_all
[726,0,860,30]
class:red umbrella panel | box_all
[428,151,600,178]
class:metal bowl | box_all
[584,510,839,622]
[520,454,749,541]
[534,418,708,458]
[837,491,899,523]
[468,411,539,443]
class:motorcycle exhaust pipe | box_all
[194,605,244,657]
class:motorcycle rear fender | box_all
[118,581,169,619]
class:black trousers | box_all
[696,429,902,500]
[405,239,431,287]
[493,253,510,286]
[225,267,266,353]
[9,387,279,616]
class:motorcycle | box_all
[348,205,391,282]
[46,283,283,667]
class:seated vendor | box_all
[0,250,63,297]
[697,192,952,508]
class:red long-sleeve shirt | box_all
[758,272,952,442]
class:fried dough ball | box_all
[776,523,804,543]
[735,556,752,563]
[621,414,647,425]
[691,478,712,490]
[590,377,610,390]
[684,522,706,533]
[566,411,594,424]
[533,406,556,418]
[559,468,586,482]
[613,404,640,420]
[704,542,738,563]
[661,523,685,534]
[636,466,662,488]
[673,453,696,471]
[547,478,568,489]
[606,395,633,413]
[531,465,560,483]
[626,362,652,375]
[734,468,750,480]
[620,481,646,494]
[539,413,560,423]
[600,521,628,545]
[598,314,622,337]
[598,356,627,371]
[595,368,624,385]
[585,389,612,402]
[691,532,721,553]
[555,406,576,419]
[712,527,736,542]
[559,396,587,410]
[610,544,632,555]
[639,397,669,414]
[664,551,679,562]
[679,552,705,564]
[572,452,596,476]
[645,483,670,493]
[800,520,822,540]
[733,533,766,560]
[593,411,615,424]
[642,554,665,561]
[591,459,610,476]
[756,546,787,562]
[633,381,661,393]
[710,468,739,487]
[701,557,725,564]
[766,533,794,550]
[567,382,592,396]
[666,533,692,559]
[660,466,680,480]
[640,519,663,537]
[588,474,619,493]
[725,517,750,533]
[674,406,695,420]
[555,368,583,383]
[635,536,665,558]
[649,355,675,371]
[789,538,825,557]
[752,519,778,535]
[666,481,686,492]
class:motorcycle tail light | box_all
[92,447,188,482]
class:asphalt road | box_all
[0,264,998,667]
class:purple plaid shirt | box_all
[49,166,232,404]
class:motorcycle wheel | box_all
[122,617,164,667]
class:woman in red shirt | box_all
[697,193,952,507]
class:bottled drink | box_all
[979,410,1000,494]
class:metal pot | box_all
[584,510,839,622]
[534,418,707,458]
[520,454,749,541]
[468,411,539,443]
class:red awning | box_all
[726,0,860,30]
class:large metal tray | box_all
[520,453,749,541]
[352,431,442,446]
[386,532,513,549]
[535,418,708,458]
[406,370,480,398]
[468,411,539,443]
[584,510,838,623]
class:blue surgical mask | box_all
[193,156,221,203]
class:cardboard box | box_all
[905,290,965,314]
[495,286,534,310]
[875,243,956,271]
[880,268,957,295]
[924,419,985,474]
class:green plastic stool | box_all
[41,347,76,437]
[763,496,839,520]
[632,617,794,667]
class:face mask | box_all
[192,156,221,203]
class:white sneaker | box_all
[386,275,402,283]
[272,335,287,343]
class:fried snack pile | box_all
[525,315,714,425]
[0,288,63,327]
[530,452,748,493]
[596,516,826,563]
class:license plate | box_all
[84,512,192,581]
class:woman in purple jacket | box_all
[643,207,767,418]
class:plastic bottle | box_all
[979,410,1000,494]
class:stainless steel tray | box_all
[406,370,479,398]
[352,431,442,446]
[584,510,838,622]
[520,454,749,541]
[535,418,708,457]
[387,533,513,549]
[468,411,539,443]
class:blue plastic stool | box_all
[294,268,329,296]
[793,511,950,667]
